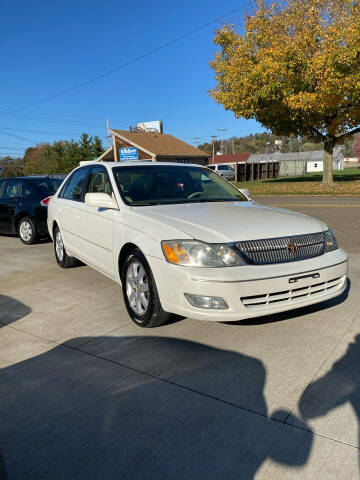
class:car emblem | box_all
[287,242,298,254]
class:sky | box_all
[0,0,263,157]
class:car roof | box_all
[80,161,205,169]
[0,176,54,181]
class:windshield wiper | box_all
[131,202,161,206]
[188,198,243,203]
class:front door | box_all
[77,165,116,277]
[55,167,90,255]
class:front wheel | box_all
[54,226,79,268]
[122,248,170,328]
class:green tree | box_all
[21,134,105,175]
[92,136,105,159]
[210,0,360,184]
[0,156,23,177]
[79,133,93,162]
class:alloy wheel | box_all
[126,260,150,315]
[55,231,64,262]
[19,221,33,242]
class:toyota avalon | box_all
[47,162,348,327]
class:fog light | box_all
[184,293,229,310]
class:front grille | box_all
[234,232,325,265]
[241,276,346,310]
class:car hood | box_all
[135,201,327,243]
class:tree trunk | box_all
[322,139,334,185]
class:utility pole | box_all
[211,135,217,164]
[106,118,111,148]
[217,128,227,155]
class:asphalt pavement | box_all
[1,196,360,480]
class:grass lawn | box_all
[233,167,360,196]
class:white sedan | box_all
[48,161,348,328]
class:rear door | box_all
[0,179,23,234]
[76,165,116,276]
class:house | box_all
[97,129,210,165]
[209,153,279,181]
[248,148,344,176]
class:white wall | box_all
[306,161,323,173]
[306,159,344,173]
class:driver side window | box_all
[61,168,89,202]
[86,167,113,195]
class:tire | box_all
[53,226,79,268]
[18,217,37,245]
[121,248,170,328]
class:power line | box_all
[0,126,86,136]
[0,4,250,117]
[0,109,130,132]
[0,130,38,145]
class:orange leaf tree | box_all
[210,0,360,184]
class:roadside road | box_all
[0,197,360,479]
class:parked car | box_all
[0,176,63,244]
[48,161,347,328]
[208,164,235,180]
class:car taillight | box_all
[40,196,52,206]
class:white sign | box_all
[136,120,162,133]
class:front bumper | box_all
[147,249,348,322]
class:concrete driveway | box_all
[1,196,360,479]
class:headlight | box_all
[324,229,338,252]
[161,240,246,267]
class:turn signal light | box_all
[162,242,191,264]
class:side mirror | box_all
[239,188,251,200]
[85,192,119,210]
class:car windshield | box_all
[112,165,246,206]
[28,178,63,196]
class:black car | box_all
[0,176,63,244]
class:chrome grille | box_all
[234,232,325,265]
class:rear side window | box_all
[208,166,215,170]
[2,180,22,198]
[60,168,89,202]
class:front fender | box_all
[113,222,164,282]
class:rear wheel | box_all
[122,248,170,328]
[54,226,79,268]
[18,217,37,245]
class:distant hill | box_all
[198,132,357,157]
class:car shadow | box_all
[0,332,314,480]
[0,295,31,328]
[224,277,350,326]
[0,296,31,480]
[299,334,360,469]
